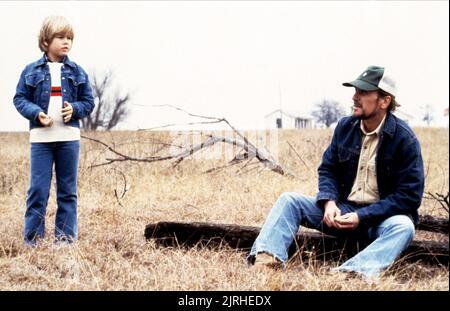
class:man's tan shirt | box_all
[347,115,387,204]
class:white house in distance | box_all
[265,109,314,129]
[265,108,414,129]
[264,108,414,129]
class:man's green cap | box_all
[343,66,397,96]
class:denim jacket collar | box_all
[350,112,396,139]
[35,53,76,69]
[381,112,396,138]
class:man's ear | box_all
[380,96,391,110]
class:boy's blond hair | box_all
[38,16,74,52]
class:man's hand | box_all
[38,112,53,127]
[335,212,360,230]
[323,201,341,228]
[62,101,73,123]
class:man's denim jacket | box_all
[317,113,425,227]
[13,54,95,130]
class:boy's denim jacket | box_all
[316,113,425,227]
[13,54,95,130]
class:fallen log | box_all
[417,215,448,234]
[145,221,449,266]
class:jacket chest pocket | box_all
[378,155,393,177]
[25,73,46,103]
[338,150,351,163]
[337,146,359,184]
[67,74,86,100]
[338,146,359,164]
[25,73,45,88]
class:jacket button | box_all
[62,77,65,80]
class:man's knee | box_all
[278,192,308,208]
[278,192,300,202]
[276,192,317,216]
[385,215,415,239]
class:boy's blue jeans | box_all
[248,192,415,279]
[24,140,80,244]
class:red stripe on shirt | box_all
[51,86,62,97]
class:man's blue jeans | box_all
[248,192,415,279]
[24,140,80,244]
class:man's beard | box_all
[353,107,377,120]
[357,113,370,120]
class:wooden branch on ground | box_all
[82,134,293,176]
[417,215,449,234]
[144,221,448,266]
[82,104,294,176]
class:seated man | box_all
[247,66,424,280]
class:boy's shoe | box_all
[54,236,75,243]
[24,236,43,248]
[24,240,39,248]
[53,236,75,249]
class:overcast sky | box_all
[0,1,448,131]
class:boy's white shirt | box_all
[30,62,80,143]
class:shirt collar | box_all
[36,53,76,68]
[360,114,387,136]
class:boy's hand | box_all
[38,112,53,127]
[62,101,73,123]
[334,213,360,230]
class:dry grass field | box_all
[0,127,448,290]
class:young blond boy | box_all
[13,16,94,245]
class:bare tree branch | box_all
[82,71,130,131]
[137,120,223,132]
[150,104,222,121]
[81,105,295,177]
[112,168,128,207]
[424,191,449,214]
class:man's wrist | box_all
[324,200,336,209]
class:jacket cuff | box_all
[316,192,339,202]
[70,101,80,119]
[316,192,339,208]
[33,108,43,123]
[356,208,370,226]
